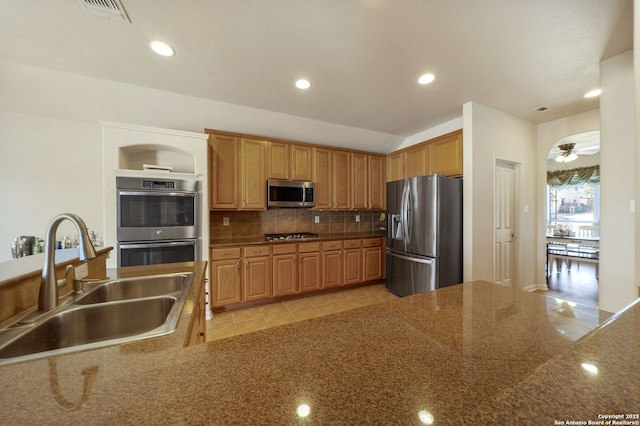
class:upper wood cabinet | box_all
[332,150,352,210]
[239,138,267,209]
[428,131,463,177]
[313,147,333,209]
[368,155,385,210]
[208,132,266,210]
[386,130,463,182]
[209,133,239,209]
[266,141,290,180]
[291,144,314,181]
[352,153,385,210]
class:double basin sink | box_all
[0,272,194,366]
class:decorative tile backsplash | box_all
[210,210,385,239]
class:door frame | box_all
[493,157,523,290]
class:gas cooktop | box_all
[264,232,319,242]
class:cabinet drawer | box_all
[362,237,382,248]
[244,245,270,257]
[211,247,241,259]
[298,242,321,253]
[322,241,342,251]
[343,239,362,249]
[272,243,297,255]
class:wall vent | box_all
[81,0,131,23]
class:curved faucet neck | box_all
[39,214,97,312]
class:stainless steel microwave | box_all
[267,179,315,208]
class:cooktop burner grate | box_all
[264,232,319,241]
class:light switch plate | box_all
[355,214,360,223]
[223,217,230,226]
[314,215,320,224]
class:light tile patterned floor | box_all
[206,284,397,341]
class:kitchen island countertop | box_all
[1,277,638,424]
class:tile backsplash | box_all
[211,210,385,239]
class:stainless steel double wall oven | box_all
[116,176,201,267]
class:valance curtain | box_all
[547,165,600,190]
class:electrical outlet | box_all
[355,214,360,223]
[223,217,230,226]
[314,215,320,224]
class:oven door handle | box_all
[119,241,197,249]
[118,191,197,198]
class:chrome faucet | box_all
[39,213,97,312]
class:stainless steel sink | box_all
[75,274,187,305]
[0,272,193,366]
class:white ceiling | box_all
[0,0,633,138]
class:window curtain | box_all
[547,165,600,190]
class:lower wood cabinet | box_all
[272,244,297,297]
[211,247,242,307]
[211,237,385,308]
[298,242,322,292]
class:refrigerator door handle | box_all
[386,250,434,265]
[401,182,411,248]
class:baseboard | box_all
[524,282,548,292]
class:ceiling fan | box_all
[554,143,578,163]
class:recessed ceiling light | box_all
[295,79,311,90]
[584,89,601,98]
[418,73,436,85]
[150,41,175,57]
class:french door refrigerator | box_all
[386,174,462,296]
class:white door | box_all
[495,162,517,287]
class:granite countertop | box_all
[1,277,638,424]
[211,231,385,247]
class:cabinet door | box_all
[351,153,368,210]
[211,259,241,306]
[368,155,385,210]
[267,141,290,180]
[404,143,429,178]
[322,250,343,287]
[332,150,351,210]
[343,248,362,285]
[313,147,333,209]
[273,254,298,296]
[244,256,271,301]
[291,144,313,181]
[209,134,239,209]
[298,251,322,292]
[387,151,404,182]
[363,246,383,281]
[428,131,463,177]
[239,138,266,210]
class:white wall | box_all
[0,112,103,262]
[599,50,636,313]
[462,102,538,289]
[0,61,402,154]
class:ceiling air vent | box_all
[81,0,131,23]
[534,106,550,113]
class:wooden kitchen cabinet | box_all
[266,141,290,180]
[239,138,267,209]
[322,240,343,287]
[272,244,298,296]
[210,248,242,307]
[368,155,386,210]
[362,237,384,281]
[313,147,333,209]
[428,130,463,177]
[387,151,404,182]
[351,153,368,210]
[343,239,362,285]
[243,245,271,301]
[298,242,322,292]
[405,143,429,178]
[209,133,239,209]
[332,150,352,210]
[291,144,314,181]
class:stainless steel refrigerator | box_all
[386,174,462,296]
